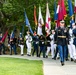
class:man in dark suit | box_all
[54,20,69,66]
[39,35,45,58]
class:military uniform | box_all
[0,33,6,54]
[32,35,39,57]
[68,28,74,61]
[73,28,76,62]
[0,36,2,55]
[54,21,69,65]
[46,34,51,58]
[39,35,45,58]
[50,32,56,59]
[10,37,17,55]
[18,37,24,56]
[25,33,32,56]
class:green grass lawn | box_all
[0,57,43,75]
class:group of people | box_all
[0,20,76,66]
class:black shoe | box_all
[3,53,6,54]
[61,62,64,66]
[15,53,17,55]
[54,57,56,60]
[71,58,73,61]
[52,58,54,59]
[38,55,40,58]
[0,52,2,55]
[43,57,45,58]
[57,57,60,59]
[37,55,39,57]
[21,54,24,56]
[28,54,31,56]
[74,59,76,63]
[45,56,48,58]
[10,54,12,55]
[66,58,69,61]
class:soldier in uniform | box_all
[54,20,69,66]
[25,31,32,56]
[50,30,56,59]
[10,36,17,55]
[32,31,39,57]
[68,24,75,61]
[45,33,51,58]
[18,33,24,56]
[39,35,45,58]
[0,33,2,55]
[0,32,6,55]
[72,23,76,62]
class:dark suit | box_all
[54,27,69,63]
[39,35,45,58]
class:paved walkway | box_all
[0,55,76,75]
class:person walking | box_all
[32,31,39,57]
[25,31,32,56]
[39,35,45,58]
[45,33,51,58]
[18,33,24,56]
[54,20,69,66]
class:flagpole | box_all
[34,5,37,32]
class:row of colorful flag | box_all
[25,3,51,35]
[24,0,76,36]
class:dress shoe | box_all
[74,59,76,63]
[28,54,31,56]
[21,54,24,56]
[15,53,17,55]
[65,58,69,61]
[52,58,55,59]
[45,56,48,58]
[61,61,64,66]
[71,58,73,61]
[54,57,56,60]
[57,57,60,59]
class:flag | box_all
[10,31,14,39]
[57,0,67,21]
[74,0,76,13]
[68,0,74,17]
[56,0,67,27]
[37,5,44,36]
[10,26,16,39]
[1,31,8,42]
[45,3,51,34]
[24,11,30,27]
[54,0,58,22]
[74,0,76,23]
[68,0,74,27]
[29,25,33,35]
[54,0,58,28]
[24,10,33,34]
[34,5,37,25]
[70,19,75,28]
